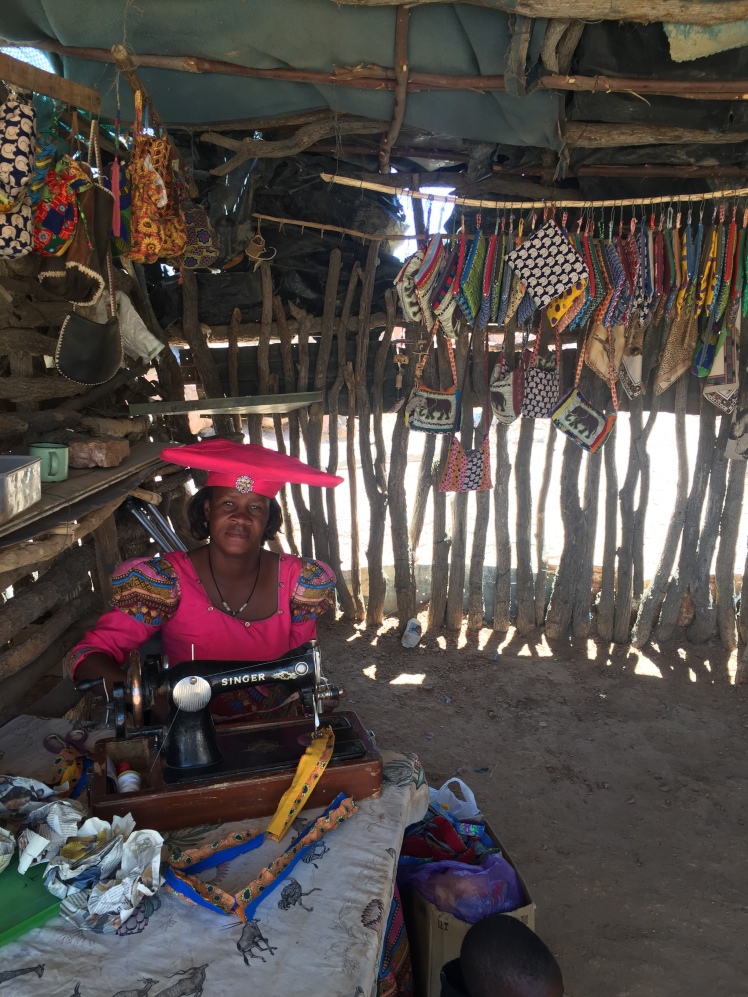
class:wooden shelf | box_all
[128,391,321,418]
[0,441,164,541]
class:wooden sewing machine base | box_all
[90,712,382,832]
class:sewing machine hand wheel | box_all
[126,651,144,729]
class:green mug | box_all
[28,443,69,483]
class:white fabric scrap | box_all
[0,826,15,874]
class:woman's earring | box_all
[203,519,209,528]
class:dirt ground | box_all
[319,613,748,997]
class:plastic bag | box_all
[429,779,480,820]
[399,853,523,924]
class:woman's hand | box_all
[73,653,125,699]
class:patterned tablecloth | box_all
[0,715,429,997]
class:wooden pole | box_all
[467,325,491,631]
[633,375,689,648]
[326,265,360,621]
[533,426,556,627]
[274,297,313,557]
[248,264,273,444]
[492,328,514,633]
[687,415,731,644]
[656,398,716,642]
[597,424,618,643]
[379,6,410,173]
[715,458,745,651]
[446,328,472,631]
[306,250,341,567]
[514,415,535,634]
[387,292,417,629]
[227,307,242,434]
[180,269,235,436]
[343,361,366,621]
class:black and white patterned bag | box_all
[508,220,589,309]
[522,349,560,418]
[0,97,37,259]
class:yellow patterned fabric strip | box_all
[266,725,335,842]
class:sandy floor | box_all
[319,614,748,997]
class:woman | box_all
[67,438,343,718]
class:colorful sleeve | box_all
[110,556,181,625]
[63,557,180,680]
[289,558,336,624]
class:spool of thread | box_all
[116,761,131,775]
[117,768,141,794]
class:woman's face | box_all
[205,487,270,556]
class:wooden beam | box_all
[128,391,321,417]
[505,14,533,97]
[308,142,470,162]
[13,40,748,102]
[0,51,100,115]
[319,169,582,201]
[0,328,58,357]
[0,375,85,403]
[202,118,389,175]
[540,20,584,75]
[91,514,121,606]
[566,121,748,147]
[379,6,410,173]
[493,162,748,179]
[543,72,748,102]
[328,0,748,26]
[110,44,195,193]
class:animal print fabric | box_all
[439,432,492,492]
[0,97,37,258]
[507,220,589,309]
[0,712,429,997]
[551,387,616,453]
[522,349,560,419]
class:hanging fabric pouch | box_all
[551,333,617,452]
[439,330,493,492]
[585,322,626,383]
[489,352,523,424]
[456,229,486,325]
[619,352,644,399]
[55,310,122,385]
[0,96,37,259]
[414,235,445,332]
[394,248,424,322]
[103,159,132,257]
[704,315,739,414]
[439,431,492,492]
[431,248,460,337]
[507,220,589,308]
[405,338,459,434]
[178,190,220,270]
[522,330,560,419]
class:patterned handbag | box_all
[431,248,460,337]
[439,430,492,492]
[414,235,445,332]
[522,329,560,419]
[439,332,493,493]
[456,228,486,325]
[405,337,459,433]
[489,351,524,424]
[507,220,589,309]
[704,315,739,414]
[176,188,219,269]
[619,352,644,400]
[0,96,37,259]
[551,331,617,453]
[394,248,424,322]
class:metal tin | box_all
[0,456,42,525]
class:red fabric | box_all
[161,439,344,498]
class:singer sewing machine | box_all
[88,642,382,832]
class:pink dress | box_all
[65,552,336,717]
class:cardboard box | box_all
[401,822,536,997]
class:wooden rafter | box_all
[566,121,748,147]
[110,44,196,193]
[13,41,748,102]
[379,6,410,173]
[505,14,533,97]
[328,0,748,27]
[493,163,748,179]
[202,117,389,174]
[0,51,100,114]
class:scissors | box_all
[43,728,91,757]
